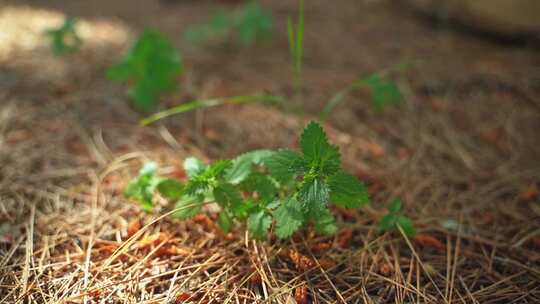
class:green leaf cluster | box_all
[124,162,161,212]
[363,74,402,111]
[379,198,416,238]
[124,121,370,240]
[46,17,82,56]
[107,30,183,112]
[185,1,273,46]
[320,73,403,120]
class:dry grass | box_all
[1,96,538,303]
[1,1,540,303]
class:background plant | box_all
[378,198,416,238]
[107,30,183,112]
[46,17,82,56]
[185,1,273,46]
[287,0,305,106]
[320,72,403,120]
[125,121,370,240]
[140,94,285,126]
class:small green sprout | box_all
[46,17,82,56]
[379,198,416,238]
[287,0,305,104]
[107,30,183,112]
[320,73,403,120]
[185,1,273,46]
[363,74,402,111]
[124,162,161,212]
[125,121,370,240]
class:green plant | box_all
[320,73,403,120]
[379,198,416,238]
[140,94,285,125]
[107,30,183,112]
[46,17,82,56]
[287,0,305,104]
[363,74,403,110]
[125,121,370,240]
[185,1,273,46]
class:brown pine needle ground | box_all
[1,1,540,303]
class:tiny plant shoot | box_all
[185,1,273,46]
[363,74,402,111]
[379,198,416,238]
[320,73,403,120]
[287,0,305,105]
[140,95,286,126]
[107,30,183,112]
[46,17,82,56]
[125,121,370,240]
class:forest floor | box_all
[1,0,539,303]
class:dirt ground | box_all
[1,0,539,303]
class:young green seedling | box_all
[363,74,402,111]
[46,17,82,56]
[320,73,403,120]
[287,0,305,105]
[124,162,162,212]
[185,1,273,46]
[125,121,370,240]
[379,198,416,238]
[108,30,183,112]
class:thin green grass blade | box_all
[287,17,295,59]
[319,61,419,121]
[296,0,304,74]
[320,78,369,121]
[141,95,285,125]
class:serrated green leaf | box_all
[274,197,304,239]
[230,200,256,219]
[265,200,281,210]
[184,178,210,196]
[379,213,397,232]
[388,198,402,213]
[218,212,233,233]
[206,160,233,178]
[300,121,327,164]
[107,30,183,112]
[157,179,184,200]
[213,183,243,210]
[320,144,341,176]
[300,122,341,176]
[397,216,416,238]
[315,209,338,236]
[328,171,369,208]
[185,160,232,195]
[240,172,277,203]
[264,149,304,183]
[173,195,203,219]
[184,157,206,178]
[226,150,274,184]
[247,209,272,240]
[298,176,330,215]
